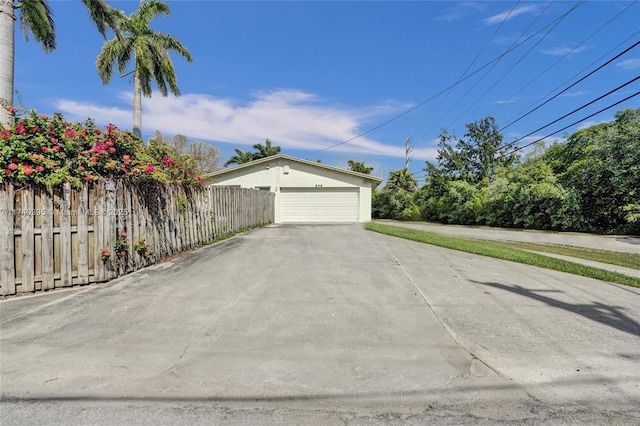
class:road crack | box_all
[382,241,501,377]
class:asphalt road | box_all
[1,224,639,425]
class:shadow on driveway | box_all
[472,280,640,337]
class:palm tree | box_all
[251,139,281,159]
[223,148,254,167]
[384,168,418,193]
[347,160,373,175]
[96,0,192,138]
[0,0,118,123]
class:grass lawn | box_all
[365,222,640,289]
[490,241,639,270]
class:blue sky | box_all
[13,1,640,181]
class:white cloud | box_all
[559,91,588,98]
[616,58,640,70]
[436,2,486,22]
[484,5,538,25]
[577,120,608,130]
[493,97,522,105]
[541,45,588,56]
[54,89,426,159]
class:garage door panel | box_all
[280,188,359,223]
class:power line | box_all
[496,90,640,159]
[312,2,587,154]
[499,38,640,133]
[500,74,640,152]
[413,1,636,160]
[408,0,540,148]
[392,1,529,160]
[420,1,561,146]
[497,1,639,132]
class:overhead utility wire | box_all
[395,0,527,159]
[311,4,587,154]
[497,0,639,131]
[409,0,533,144]
[442,1,580,132]
[497,90,640,159]
[494,0,638,119]
[415,3,637,159]
[499,75,640,152]
[499,38,640,132]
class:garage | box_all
[280,188,360,223]
[204,155,382,223]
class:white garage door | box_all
[280,188,360,223]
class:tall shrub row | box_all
[373,109,640,235]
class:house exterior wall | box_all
[208,158,376,223]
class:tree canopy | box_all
[373,109,640,235]
[223,139,281,167]
[1,0,119,123]
[96,0,192,137]
[347,160,374,175]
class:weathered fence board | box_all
[0,182,274,296]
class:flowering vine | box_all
[114,232,129,264]
[1,107,204,187]
[134,237,152,258]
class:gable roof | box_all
[203,154,383,185]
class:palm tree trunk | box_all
[132,69,142,138]
[0,0,15,124]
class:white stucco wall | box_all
[207,158,377,223]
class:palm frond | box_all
[134,0,170,28]
[79,0,120,38]
[19,0,55,52]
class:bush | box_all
[1,107,203,187]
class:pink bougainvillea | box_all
[0,107,205,186]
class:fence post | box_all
[59,182,72,287]
[77,184,89,285]
[21,188,35,292]
[0,184,16,295]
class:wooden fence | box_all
[0,181,275,296]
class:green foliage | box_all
[624,204,640,223]
[134,237,152,258]
[384,168,418,193]
[437,180,483,224]
[416,109,640,235]
[372,169,420,221]
[0,107,204,186]
[223,139,281,167]
[115,231,128,264]
[252,139,281,159]
[224,148,254,167]
[436,116,516,183]
[96,0,192,98]
[347,160,374,174]
[546,108,640,233]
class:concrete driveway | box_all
[1,224,639,424]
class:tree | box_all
[436,117,516,183]
[1,0,118,123]
[372,169,420,221]
[546,108,640,233]
[223,148,254,167]
[151,131,221,173]
[96,0,192,138]
[347,160,373,174]
[251,139,280,159]
[384,168,418,193]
